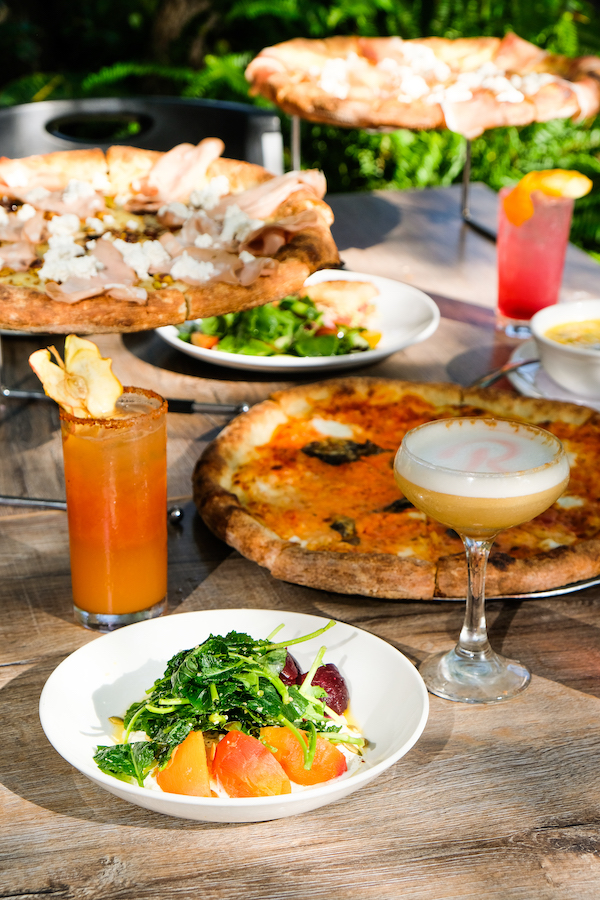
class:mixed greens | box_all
[176,295,379,358]
[94,620,364,788]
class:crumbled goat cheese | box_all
[238,249,256,264]
[194,233,214,248]
[318,58,350,100]
[24,186,50,204]
[62,179,96,205]
[158,201,190,220]
[85,216,106,233]
[91,172,112,193]
[219,204,264,244]
[103,214,116,226]
[16,203,36,222]
[170,252,215,283]
[38,235,101,283]
[48,214,81,236]
[113,238,171,280]
[189,176,230,211]
[126,219,141,231]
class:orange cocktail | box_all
[60,387,167,630]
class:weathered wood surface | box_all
[1,186,600,900]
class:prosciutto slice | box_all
[240,208,320,257]
[44,239,146,304]
[0,209,47,244]
[0,241,38,271]
[163,245,276,286]
[211,170,327,220]
[129,139,225,208]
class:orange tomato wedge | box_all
[260,726,347,786]
[503,169,592,227]
[213,731,291,797]
[156,730,211,797]
[191,332,220,350]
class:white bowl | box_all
[39,609,428,822]
[531,300,600,399]
[155,269,440,373]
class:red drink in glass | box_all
[497,186,574,334]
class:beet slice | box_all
[310,663,349,714]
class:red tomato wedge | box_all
[213,731,291,797]
[156,730,211,797]
[260,727,347,786]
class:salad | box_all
[176,295,381,358]
[94,620,365,798]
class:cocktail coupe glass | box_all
[394,417,570,703]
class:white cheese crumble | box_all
[238,249,256,264]
[103,214,115,226]
[318,58,350,99]
[85,216,106,233]
[189,175,230,211]
[48,213,81,236]
[24,186,50,204]
[16,203,36,222]
[126,218,141,231]
[113,238,171,280]
[62,179,96,205]
[38,235,101,283]
[310,417,354,438]
[0,207,8,226]
[219,204,264,244]
[158,201,190,220]
[194,232,214,248]
[170,251,216,283]
[91,172,112,193]
[397,73,430,101]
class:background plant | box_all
[0,0,598,256]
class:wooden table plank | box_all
[2,185,600,899]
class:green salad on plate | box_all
[176,295,381,358]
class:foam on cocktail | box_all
[397,418,569,499]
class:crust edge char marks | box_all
[193,377,600,600]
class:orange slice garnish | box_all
[503,169,592,227]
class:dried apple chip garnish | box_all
[29,335,123,418]
[503,169,593,227]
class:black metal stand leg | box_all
[461,140,497,243]
[291,115,301,171]
[0,333,51,401]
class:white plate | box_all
[39,609,428,823]
[507,339,600,412]
[155,270,440,373]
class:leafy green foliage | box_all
[178,294,375,357]
[93,622,361,785]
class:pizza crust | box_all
[0,146,339,332]
[194,377,600,600]
[246,33,600,136]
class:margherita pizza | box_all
[194,378,600,599]
[0,139,339,333]
[246,32,600,138]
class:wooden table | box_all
[2,185,600,900]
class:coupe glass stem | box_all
[457,536,494,658]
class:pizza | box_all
[246,32,600,139]
[193,378,600,600]
[0,139,339,333]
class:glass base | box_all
[419,645,531,704]
[495,315,532,339]
[74,595,168,632]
